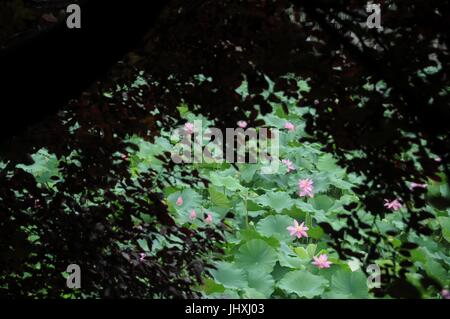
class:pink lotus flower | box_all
[284,122,295,132]
[312,254,332,269]
[441,289,450,299]
[189,209,197,220]
[205,213,213,224]
[298,178,314,198]
[184,122,195,135]
[237,121,248,129]
[282,159,295,172]
[176,196,184,206]
[384,199,402,211]
[287,220,309,239]
[410,182,427,190]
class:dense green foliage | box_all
[1,0,449,299]
[120,84,449,299]
[2,72,449,298]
